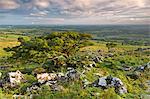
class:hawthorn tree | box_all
[4,32,92,70]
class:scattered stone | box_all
[0,66,10,70]
[33,82,42,87]
[134,62,150,72]
[51,85,64,91]
[91,75,127,94]
[93,73,103,77]
[8,70,24,87]
[107,53,114,57]
[88,61,96,67]
[13,95,26,99]
[82,79,91,88]
[27,80,64,93]
[122,66,133,71]
[37,73,64,84]
[65,67,80,80]
[135,48,150,52]
[83,66,92,71]
[93,56,103,63]
[0,80,3,88]
[45,80,57,86]
[98,77,107,88]
[127,73,139,80]
[27,85,41,93]
[57,73,65,78]
[135,66,146,72]
[116,86,127,94]
[111,77,123,86]
[145,62,150,69]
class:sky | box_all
[0,0,149,25]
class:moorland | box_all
[0,25,149,99]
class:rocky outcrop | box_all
[127,62,150,80]
[8,70,24,87]
[28,67,79,93]
[65,67,80,80]
[36,67,80,83]
[37,72,65,84]
[90,75,127,94]
[37,73,57,84]
[134,62,150,72]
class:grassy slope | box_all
[0,34,150,99]
[0,34,20,57]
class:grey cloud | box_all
[1,0,149,17]
[0,0,149,24]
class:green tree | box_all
[4,32,92,70]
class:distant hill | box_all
[0,25,149,45]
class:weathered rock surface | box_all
[134,62,150,72]
[27,67,79,93]
[127,62,150,80]
[121,66,133,71]
[91,75,127,94]
[8,70,24,87]
[65,67,80,80]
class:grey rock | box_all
[122,66,133,71]
[93,56,103,63]
[82,79,91,88]
[51,85,64,91]
[91,75,127,94]
[0,80,3,88]
[127,73,139,80]
[88,61,96,67]
[107,53,114,57]
[45,80,57,86]
[134,62,150,72]
[65,67,80,80]
[27,84,41,93]
[116,86,127,94]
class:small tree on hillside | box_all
[4,32,92,70]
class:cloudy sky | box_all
[0,0,149,25]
